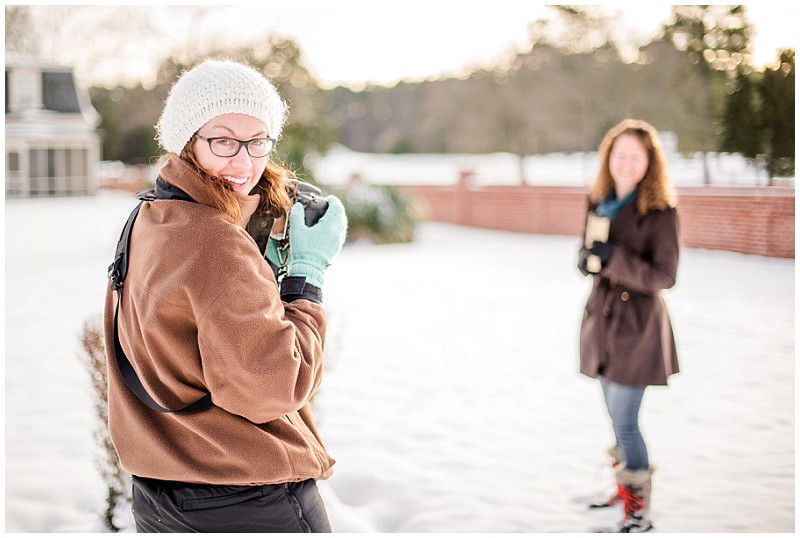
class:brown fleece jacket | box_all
[103,155,334,485]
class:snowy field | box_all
[4,191,795,533]
[309,144,780,188]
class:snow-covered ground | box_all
[309,144,780,188]
[5,191,794,532]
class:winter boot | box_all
[589,446,624,509]
[612,466,654,533]
[607,445,622,466]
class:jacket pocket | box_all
[179,485,266,512]
[284,412,329,473]
[614,289,641,331]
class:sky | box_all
[212,1,796,88]
[22,2,798,90]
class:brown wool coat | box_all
[579,195,680,386]
[103,156,334,485]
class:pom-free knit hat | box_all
[156,59,288,154]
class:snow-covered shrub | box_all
[335,183,421,244]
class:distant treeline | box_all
[328,40,713,155]
[85,7,794,179]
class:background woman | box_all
[103,59,347,532]
[578,118,680,533]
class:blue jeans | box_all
[599,376,649,470]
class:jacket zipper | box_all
[283,483,312,532]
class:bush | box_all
[79,317,131,532]
[335,183,421,244]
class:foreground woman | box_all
[104,59,347,532]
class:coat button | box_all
[620,291,630,301]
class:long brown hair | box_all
[170,137,294,223]
[590,119,677,213]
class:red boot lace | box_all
[618,483,645,516]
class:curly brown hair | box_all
[172,137,294,224]
[590,119,677,214]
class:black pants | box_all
[131,475,331,532]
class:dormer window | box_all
[7,68,40,111]
[42,71,81,113]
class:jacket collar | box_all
[158,155,225,209]
[157,155,261,228]
[154,176,195,202]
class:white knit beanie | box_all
[156,59,288,154]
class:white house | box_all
[5,52,101,197]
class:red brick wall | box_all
[399,182,795,259]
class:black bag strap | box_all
[112,298,213,414]
[108,182,213,415]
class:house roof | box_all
[5,51,98,124]
[5,52,68,71]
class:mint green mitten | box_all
[286,195,347,288]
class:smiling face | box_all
[608,133,650,199]
[193,113,269,195]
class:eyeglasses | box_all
[195,134,276,158]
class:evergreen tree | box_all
[660,5,753,183]
[759,49,795,178]
[90,83,165,164]
[719,68,762,159]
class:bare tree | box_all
[23,6,170,87]
[5,5,39,54]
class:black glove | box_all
[577,248,591,276]
[588,241,613,267]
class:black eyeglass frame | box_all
[195,134,276,158]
